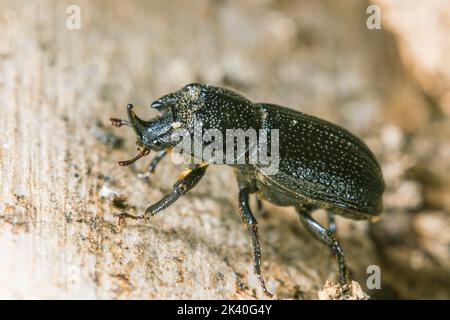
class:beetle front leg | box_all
[238,185,273,297]
[121,164,208,220]
[110,118,132,127]
[137,149,170,179]
[297,208,349,285]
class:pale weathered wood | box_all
[0,0,382,299]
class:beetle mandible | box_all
[111,83,384,297]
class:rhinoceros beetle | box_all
[111,83,384,297]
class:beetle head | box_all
[124,84,207,153]
[150,83,208,122]
[127,104,174,151]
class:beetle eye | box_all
[153,140,161,147]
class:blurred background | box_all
[0,0,449,299]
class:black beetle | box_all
[111,83,384,297]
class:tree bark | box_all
[0,0,386,299]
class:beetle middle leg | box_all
[121,164,208,220]
[238,183,273,297]
[327,210,337,235]
[137,149,170,179]
[297,208,349,285]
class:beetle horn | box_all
[127,104,149,138]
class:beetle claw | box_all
[258,275,274,298]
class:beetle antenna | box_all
[110,118,132,127]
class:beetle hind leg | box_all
[297,208,349,285]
